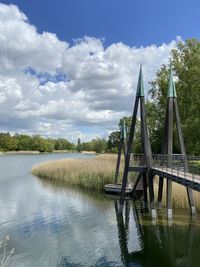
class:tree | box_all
[16,134,32,150]
[54,138,75,150]
[0,133,18,151]
[149,38,200,155]
[107,131,120,152]
[91,138,107,153]
[31,135,54,152]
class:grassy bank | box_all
[32,154,123,191]
[32,154,200,210]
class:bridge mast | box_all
[119,66,156,217]
[157,68,196,218]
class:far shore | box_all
[0,150,78,155]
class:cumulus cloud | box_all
[0,3,177,141]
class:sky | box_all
[0,0,199,142]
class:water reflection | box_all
[1,154,200,266]
[114,200,200,267]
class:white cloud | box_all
[0,3,177,142]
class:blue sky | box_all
[0,1,199,141]
[1,0,200,47]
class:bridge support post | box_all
[142,173,148,211]
[114,141,122,184]
[157,176,164,209]
[166,180,173,219]
[174,98,196,215]
[148,173,156,218]
[187,187,196,215]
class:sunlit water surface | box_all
[0,153,200,267]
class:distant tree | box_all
[16,134,32,151]
[91,138,107,153]
[81,141,93,151]
[31,135,54,152]
[107,131,120,152]
[0,133,18,151]
[0,133,75,153]
[54,138,75,150]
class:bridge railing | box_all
[129,154,146,168]
[129,154,200,181]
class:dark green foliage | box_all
[54,138,75,150]
[107,131,120,152]
[149,38,200,155]
[0,133,75,153]
[107,116,141,153]
[81,138,107,153]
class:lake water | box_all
[0,153,200,267]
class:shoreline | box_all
[0,150,77,155]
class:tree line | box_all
[0,133,108,153]
[0,133,76,152]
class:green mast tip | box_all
[167,68,177,98]
[136,65,144,97]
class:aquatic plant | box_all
[0,235,14,267]
[32,154,124,191]
[153,177,200,210]
[32,155,200,209]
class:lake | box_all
[0,153,200,267]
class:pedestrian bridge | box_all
[130,154,200,191]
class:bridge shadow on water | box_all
[114,200,200,267]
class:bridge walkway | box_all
[130,154,200,192]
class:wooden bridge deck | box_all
[152,167,200,191]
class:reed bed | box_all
[32,154,123,191]
[32,154,200,209]
[153,177,200,210]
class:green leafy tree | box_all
[0,133,18,151]
[149,38,200,155]
[107,131,120,152]
[91,138,107,153]
[54,138,75,150]
[31,135,54,152]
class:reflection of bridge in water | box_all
[115,200,200,267]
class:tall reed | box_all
[154,177,200,210]
[32,154,200,209]
[32,154,123,191]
